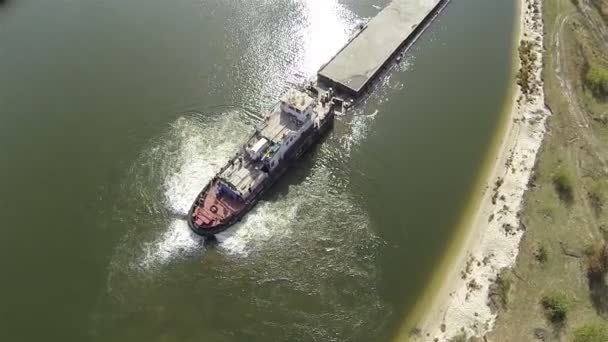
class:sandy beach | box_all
[404,0,552,339]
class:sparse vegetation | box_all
[461,255,475,279]
[468,278,482,291]
[516,40,539,99]
[502,222,515,235]
[552,170,574,203]
[587,186,604,216]
[534,243,548,264]
[449,331,467,342]
[491,177,504,205]
[409,326,422,337]
[573,323,608,342]
[495,272,512,308]
[541,293,569,324]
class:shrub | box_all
[517,40,538,98]
[573,323,608,342]
[553,170,574,203]
[535,244,548,264]
[586,65,608,97]
[586,242,608,280]
[541,293,569,323]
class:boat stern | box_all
[188,180,245,236]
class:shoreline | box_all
[397,0,551,339]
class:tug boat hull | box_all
[188,108,334,237]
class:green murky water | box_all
[0,0,515,340]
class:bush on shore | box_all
[541,293,569,323]
[517,40,538,98]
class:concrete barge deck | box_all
[317,0,448,96]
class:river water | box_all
[0,0,515,341]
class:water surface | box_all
[0,0,515,340]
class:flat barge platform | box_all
[317,0,450,97]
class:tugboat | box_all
[188,87,339,237]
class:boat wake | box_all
[139,219,204,269]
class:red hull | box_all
[188,179,248,236]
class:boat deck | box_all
[317,0,444,96]
[193,182,245,227]
[220,159,264,194]
[259,107,301,143]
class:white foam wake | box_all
[139,219,204,268]
[216,200,297,256]
[139,113,299,267]
[162,116,245,216]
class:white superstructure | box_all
[216,87,334,200]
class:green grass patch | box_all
[541,292,570,323]
[573,322,608,342]
[586,64,608,99]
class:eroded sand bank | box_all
[403,0,551,339]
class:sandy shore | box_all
[405,0,551,340]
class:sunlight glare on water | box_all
[298,0,357,75]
